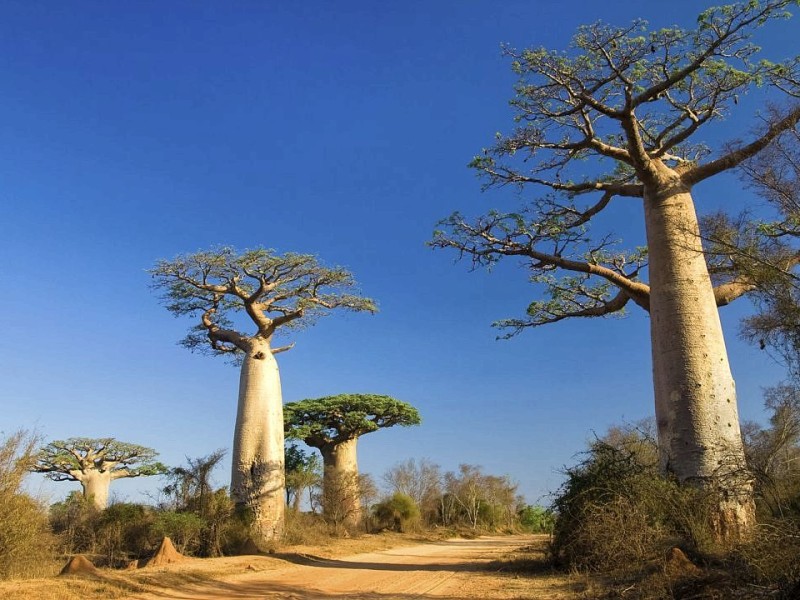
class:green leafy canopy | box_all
[284,394,421,447]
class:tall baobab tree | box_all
[151,247,376,541]
[284,394,420,526]
[432,1,800,539]
[33,438,166,509]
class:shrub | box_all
[518,505,555,534]
[150,511,205,555]
[551,436,716,571]
[96,503,155,566]
[736,518,800,593]
[373,493,420,532]
[0,430,56,580]
[50,491,99,554]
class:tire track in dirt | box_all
[126,535,534,600]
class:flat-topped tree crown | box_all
[151,247,377,355]
[284,394,422,447]
[33,438,166,509]
[285,394,420,526]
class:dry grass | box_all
[0,530,424,600]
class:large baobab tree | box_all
[151,247,376,541]
[33,438,166,509]
[284,394,420,525]
[432,1,800,539]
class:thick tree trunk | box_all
[80,470,113,509]
[319,438,361,526]
[230,338,285,541]
[644,177,755,540]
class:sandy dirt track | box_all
[125,535,549,600]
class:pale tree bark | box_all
[230,338,286,541]
[319,438,361,526]
[644,169,754,538]
[77,470,114,510]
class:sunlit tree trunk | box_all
[319,438,361,526]
[79,470,113,509]
[230,338,285,541]
[644,177,755,539]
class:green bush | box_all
[518,505,555,533]
[96,502,155,566]
[49,491,99,554]
[373,493,420,532]
[150,511,205,555]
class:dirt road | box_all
[126,535,573,600]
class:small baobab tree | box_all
[150,247,376,541]
[33,438,166,509]
[284,393,421,526]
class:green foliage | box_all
[150,246,377,356]
[161,451,234,557]
[285,443,321,510]
[382,458,442,525]
[49,491,99,554]
[150,511,205,555]
[0,431,56,580]
[284,394,421,446]
[33,437,167,482]
[373,493,420,532]
[518,505,555,533]
[440,464,521,531]
[96,502,155,565]
[432,0,800,336]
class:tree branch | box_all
[684,104,800,185]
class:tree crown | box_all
[32,438,167,482]
[150,246,377,356]
[432,0,800,336]
[284,394,421,447]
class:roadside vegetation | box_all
[3,1,800,599]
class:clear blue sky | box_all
[2,1,796,506]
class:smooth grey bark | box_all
[77,470,114,510]
[230,338,285,541]
[644,173,754,537]
[319,438,361,525]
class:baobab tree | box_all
[151,247,376,541]
[432,1,800,538]
[33,438,166,509]
[284,394,421,525]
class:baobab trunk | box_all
[320,438,361,526]
[644,174,755,539]
[79,470,113,509]
[230,339,285,541]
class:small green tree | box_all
[518,505,555,533]
[33,438,166,509]
[161,450,232,556]
[285,444,321,512]
[285,394,421,526]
